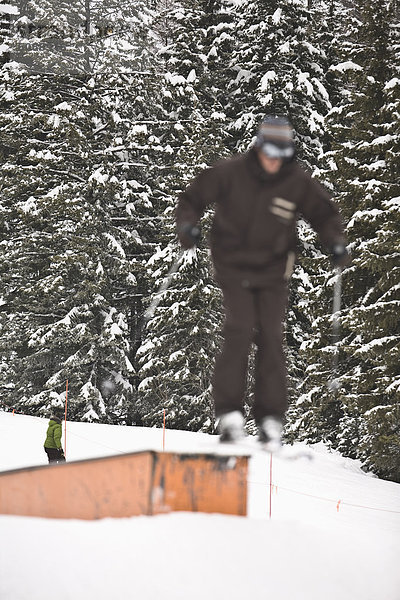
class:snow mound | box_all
[0,411,399,600]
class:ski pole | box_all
[143,248,184,324]
[328,266,342,393]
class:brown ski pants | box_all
[212,279,288,422]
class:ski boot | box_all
[218,411,245,443]
[258,416,283,452]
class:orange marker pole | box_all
[12,409,15,416]
[337,499,342,513]
[163,409,166,452]
[64,380,68,459]
[269,453,273,519]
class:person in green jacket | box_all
[44,413,65,463]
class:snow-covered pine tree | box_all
[0,0,163,422]
[6,0,155,75]
[136,0,234,431]
[284,0,359,445]
[345,0,400,482]
[155,0,233,166]
[226,0,330,166]
[137,244,222,432]
[0,70,137,421]
[293,0,400,482]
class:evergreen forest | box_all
[0,0,399,482]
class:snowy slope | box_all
[0,410,399,600]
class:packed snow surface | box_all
[0,411,399,600]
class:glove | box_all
[331,243,351,268]
[178,223,201,249]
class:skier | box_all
[44,412,66,463]
[176,115,350,448]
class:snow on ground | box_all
[1,410,400,600]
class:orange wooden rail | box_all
[0,450,248,520]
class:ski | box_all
[211,437,314,461]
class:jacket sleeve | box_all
[54,424,62,449]
[176,166,221,248]
[299,174,346,251]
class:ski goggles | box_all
[260,141,295,159]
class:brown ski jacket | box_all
[176,148,346,287]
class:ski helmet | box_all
[256,115,295,159]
